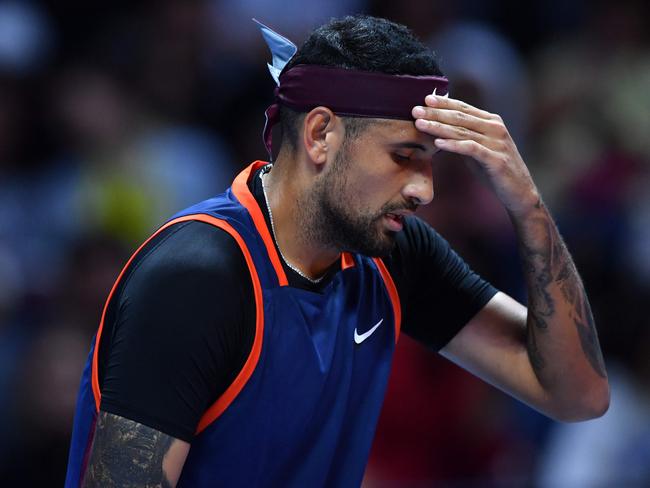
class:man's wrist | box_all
[506,188,545,222]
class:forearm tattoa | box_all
[518,199,606,379]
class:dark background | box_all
[1,0,649,486]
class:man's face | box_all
[308,118,439,256]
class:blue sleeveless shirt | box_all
[65,161,401,487]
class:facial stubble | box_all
[296,145,400,257]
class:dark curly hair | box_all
[278,15,444,153]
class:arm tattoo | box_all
[83,411,175,488]
[519,201,606,378]
[556,251,607,378]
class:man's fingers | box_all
[412,105,501,135]
[434,139,503,167]
[413,116,507,154]
[424,93,496,120]
[414,117,490,146]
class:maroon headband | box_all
[263,64,449,158]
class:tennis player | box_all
[65,15,608,487]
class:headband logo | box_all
[431,87,450,98]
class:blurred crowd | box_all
[0,0,649,486]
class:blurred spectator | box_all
[53,62,235,234]
[529,2,650,486]
[624,173,650,285]
[207,0,369,56]
[432,21,531,153]
[2,324,89,486]
[0,1,53,76]
[537,324,650,488]
[365,337,539,487]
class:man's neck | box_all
[262,158,341,281]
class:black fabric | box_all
[97,165,498,442]
[385,216,498,351]
[98,221,255,442]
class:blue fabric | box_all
[175,186,397,487]
[65,170,397,487]
[64,339,98,488]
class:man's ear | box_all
[302,107,344,166]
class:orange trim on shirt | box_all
[90,214,265,423]
[341,252,355,270]
[372,258,402,344]
[231,161,288,287]
[91,214,211,410]
[195,216,265,433]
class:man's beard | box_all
[297,146,409,257]
[318,191,399,257]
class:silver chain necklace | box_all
[259,165,326,284]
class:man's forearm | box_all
[410,92,608,418]
[513,197,608,416]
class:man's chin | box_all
[373,232,398,257]
[344,232,397,258]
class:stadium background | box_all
[0,0,649,485]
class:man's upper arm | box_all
[98,220,255,442]
[86,220,256,484]
[439,291,554,416]
[83,411,190,487]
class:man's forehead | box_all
[365,118,438,152]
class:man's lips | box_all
[381,203,416,232]
[384,212,408,231]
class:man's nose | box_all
[402,164,434,206]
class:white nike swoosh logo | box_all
[354,319,384,344]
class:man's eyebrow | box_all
[389,142,428,151]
